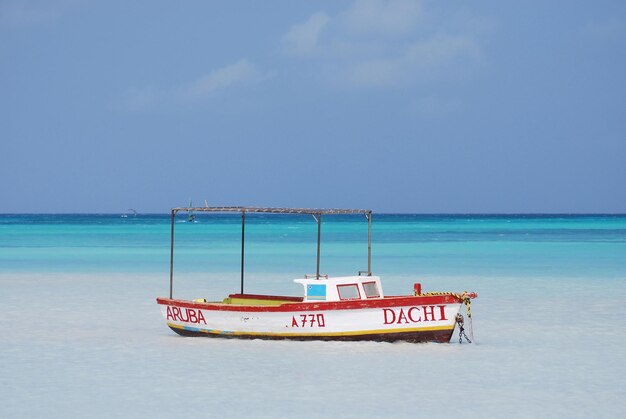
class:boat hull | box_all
[166,323,454,343]
[157,294,464,343]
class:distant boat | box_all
[122,208,138,218]
[187,201,196,222]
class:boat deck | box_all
[220,293,303,306]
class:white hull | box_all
[158,298,463,342]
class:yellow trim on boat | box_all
[221,297,298,306]
[167,322,453,337]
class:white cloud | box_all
[281,1,484,88]
[346,35,479,87]
[349,58,402,87]
[342,0,422,36]
[122,86,163,112]
[122,59,264,111]
[177,59,261,100]
[282,12,330,55]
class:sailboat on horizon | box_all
[187,201,196,222]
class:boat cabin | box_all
[294,275,384,302]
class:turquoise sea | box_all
[3,213,626,277]
[2,213,626,418]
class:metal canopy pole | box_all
[241,210,245,294]
[367,212,372,276]
[166,206,372,292]
[316,213,321,279]
[169,209,176,299]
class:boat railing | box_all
[305,273,328,279]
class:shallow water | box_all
[1,214,625,418]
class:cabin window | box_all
[337,284,361,300]
[362,281,380,298]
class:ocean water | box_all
[1,213,626,418]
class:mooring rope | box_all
[416,291,475,343]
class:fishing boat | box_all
[156,207,477,343]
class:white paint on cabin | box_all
[293,275,384,302]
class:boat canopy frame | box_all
[169,206,373,299]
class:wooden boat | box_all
[156,207,476,343]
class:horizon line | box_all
[2,212,626,216]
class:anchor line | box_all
[417,291,474,343]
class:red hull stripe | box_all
[156,294,460,313]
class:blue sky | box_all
[1,0,625,213]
